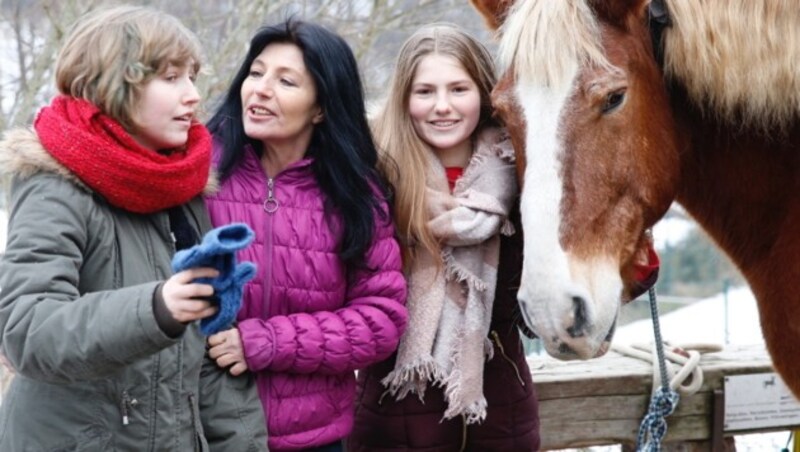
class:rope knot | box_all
[652,387,679,415]
[636,387,680,451]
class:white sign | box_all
[724,373,800,431]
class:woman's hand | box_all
[161,268,219,323]
[208,328,249,376]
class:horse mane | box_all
[664,0,800,129]
[498,0,611,90]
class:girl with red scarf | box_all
[0,6,266,451]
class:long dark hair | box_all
[207,19,389,268]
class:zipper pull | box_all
[491,331,526,387]
[263,177,279,213]
[121,390,131,426]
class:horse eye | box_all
[602,90,626,113]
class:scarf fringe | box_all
[442,396,489,425]
[441,248,488,292]
[381,356,446,401]
[438,332,493,424]
[441,365,489,424]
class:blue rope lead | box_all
[636,386,680,451]
[635,286,681,451]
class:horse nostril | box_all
[557,342,578,357]
[566,295,589,338]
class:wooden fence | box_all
[530,343,794,450]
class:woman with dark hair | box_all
[204,19,408,451]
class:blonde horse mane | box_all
[498,0,611,91]
[663,0,800,129]
[498,0,799,129]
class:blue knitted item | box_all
[171,223,257,335]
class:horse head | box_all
[472,0,681,359]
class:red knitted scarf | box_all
[33,95,211,213]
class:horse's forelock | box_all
[498,0,612,90]
[664,0,800,130]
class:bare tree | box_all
[0,1,99,130]
[0,0,487,212]
[0,0,487,129]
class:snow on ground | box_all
[615,285,765,347]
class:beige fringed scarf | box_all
[382,128,518,424]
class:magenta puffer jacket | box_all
[206,146,408,451]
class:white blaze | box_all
[515,62,622,357]
[515,63,578,331]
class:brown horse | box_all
[471,0,800,396]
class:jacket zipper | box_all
[188,392,200,451]
[261,174,276,418]
[120,390,138,426]
[263,177,279,213]
[490,330,526,387]
[260,174,276,320]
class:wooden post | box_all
[712,389,725,450]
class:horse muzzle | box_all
[517,263,622,360]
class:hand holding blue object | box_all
[171,223,257,335]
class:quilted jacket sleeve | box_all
[238,207,408,375]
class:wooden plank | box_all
[528,344,775,450]
[538,391,709,422]
[539,415,711,449]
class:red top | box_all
[445,167,464,192]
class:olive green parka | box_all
[0,128,268,451]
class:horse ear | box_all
[589,0,650,27]
[469,0,516,30]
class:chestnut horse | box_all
[471,0,800,396]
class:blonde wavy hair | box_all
[374,23,498,269]
[55,5,202,131]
